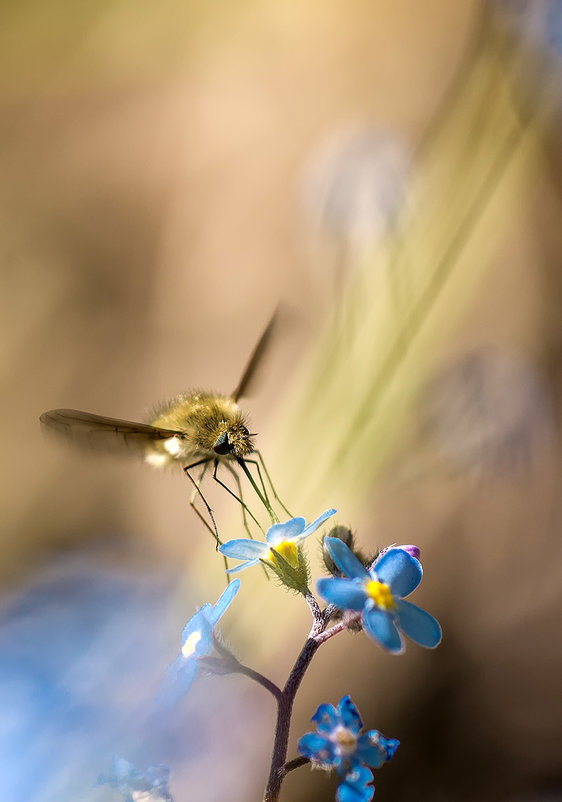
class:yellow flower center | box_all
[333,727,357,755]
[181,630,202,658]
[364,580,395,610]
[267,540,299,568]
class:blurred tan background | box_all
[1,1,562,800]
[2,0,484,574]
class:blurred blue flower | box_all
[297,696,398,802]
[301,124,411,256]
[317,539,441,654]
[97,755,173,801]
[218,510,336,574]
[337,765,377,802]
[496,0,562,58]
[157,580,240,706]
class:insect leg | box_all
[222,462,270,582]
[238,452,274,506]
[236,457,278,523]
[219,462,264,538]
[253,449,293,518]
[189,461,214,533]
[183,459,222,547]
[247,458,270,505]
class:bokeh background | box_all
[1,1,562,800]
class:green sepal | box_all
[265,545,310,593]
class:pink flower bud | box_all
[399,544,420,560]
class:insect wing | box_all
[40,409,185,455]
[231,310,278,402]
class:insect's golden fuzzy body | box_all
[146,391,254,467]
[40,315,275,471]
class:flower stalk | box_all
[263,597,327,802]
[145,507,441,802]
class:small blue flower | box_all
[317,539,442,654]
[157,579,240,705]
[337,765,376,802]
[97,756,173,801]
[298,696,398,801]
[218,509,337,574]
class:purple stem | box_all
[210,637,283,702]
[262,591,328,802]
[211,594,352,801]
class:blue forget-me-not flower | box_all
[337,765,378,802]
[298,695,398,802]
[218,510,337,574]
[97,755,173,801]
[317,538,441,654]
[157,579,240,706]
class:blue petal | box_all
[265,517,306,545]
[181,609,213,656]
[311,702,339,734]
[324,537,371,581]
[362,606,404,654]
[209,578,240,625]
[297,732,338,767]
[337,696,363,734]
[146,764,171,790]
[100,757,143,794]
[316,577,367,611]
[395,600,442,648]
[298,508,338,540]
[378,734,399,761]
[218,538,268,560]
[336,766,374,802]
[225,558,260,574]
[156,655,199,707]
[356,732,399,768]
[372,548,422,597]
[355,740,385,769]
[111,756,137,781]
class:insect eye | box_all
[213,431,231,455]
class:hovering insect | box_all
[40,314,287,544]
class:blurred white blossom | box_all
[300,124,412,296]
[421,348,555,475]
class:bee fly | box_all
[40,314,289,547]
